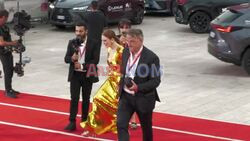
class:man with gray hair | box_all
[117,29,161,141]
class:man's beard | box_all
[76,34,86,41]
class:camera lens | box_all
[125,77,133,88]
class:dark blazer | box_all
[79,11,107,41]
[119,46,161,110]
[64,38,101,83]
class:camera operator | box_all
[0,9,20,98]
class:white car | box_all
[3,0,49,22]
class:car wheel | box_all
[189,11,211,33]
[170,0,178,16]
[55,25,66,29]
[132,7,144,25]
[242,49,250,74]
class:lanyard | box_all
[78,46,86,59]
[127,49,142,72]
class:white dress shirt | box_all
[124,46,143,94]
[75,37,87,72]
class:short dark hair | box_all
[91,1,98,10]
[0,10,9,18]
[118,19,131,28]
[127,29,143,39]
[75,21,87,29]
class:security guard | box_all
[0,9,19,98]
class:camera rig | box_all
[12,10,31,77]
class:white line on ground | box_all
[0,121,114,141]
[0,102,244,141]
[18,92,249,127]
[152,126,243,141]
[0,102,80,117]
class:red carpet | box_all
[0,90,250,141]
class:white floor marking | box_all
[0,102,244,141]
[0,121,114,141]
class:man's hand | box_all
[71,53,78,62]
[128,80,138,93]
[11,40,19,46]
[74,62,81,70]
[0,37,18,47]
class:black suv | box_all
[145,0,177,15]
[175,0,249,33]
[49,0,144,28]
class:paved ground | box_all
[1,15,250,125]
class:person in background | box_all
[81,0,106,51]
[0,9,19,98]
[118,19,138,130]
[117,19,131,38]
[119,32,127,47]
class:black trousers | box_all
[117,91,154,141]
[0,52,14,92]
[69,71,93,122]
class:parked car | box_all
[208,3,250,74]
[175,0,249,33]
[145,0,177,15]
[0,0,4,9]
[4,0,49,23]
[49,0,145,28]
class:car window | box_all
[213,10,242,25]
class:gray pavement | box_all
[1,15,250,125]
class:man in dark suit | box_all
[64,22,101,131]
[117,29,161,141]
[80,0,106,50]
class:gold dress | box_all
[80,45,123,135]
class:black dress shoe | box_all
[64,122,76,131]
[12,89,20,95]
[5,91,17,98]
[81,118,87,122]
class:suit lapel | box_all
[84,40,90,61]
[135,46,146,76]
[122,48,130,75]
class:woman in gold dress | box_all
[80,29,123,135]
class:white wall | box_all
[4,0,48,22]
[0,0,4,9]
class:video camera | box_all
[13,10,31,36]
[124,77,133,88]
[72,37,83,54]
[12,10,32,77]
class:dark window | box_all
[213,10,242,24]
